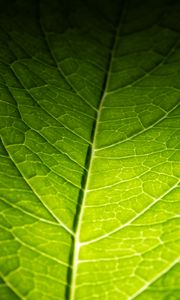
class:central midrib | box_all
[68,4,126,300]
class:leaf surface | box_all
[0,0,180,299]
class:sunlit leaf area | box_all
[0,0,179,299]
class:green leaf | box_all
[0,0,179,299]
